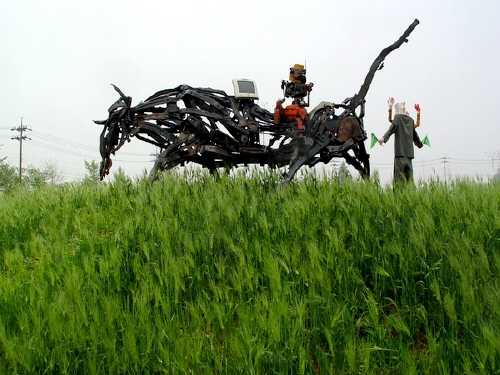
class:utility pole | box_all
[11,117,31,183]
[442,155,449,184]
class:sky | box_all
[1,0,499,184]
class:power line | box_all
[29,139,96,159]
[29,129,152,157]
[31,130,98,152]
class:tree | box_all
[0,155,18,192]
[493,170,500,183]
[487,150,500,183]
[112,167,131,184]
[42,160,64,184]
[23,160,64,187]
[83,159,100,184]
[23,166,48,188]
[336,161,352,182]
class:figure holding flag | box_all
[377,97,424,186]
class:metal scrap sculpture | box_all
[96,19,419,184]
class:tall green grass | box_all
[0,170,498,374]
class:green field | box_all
[0,171,499,374]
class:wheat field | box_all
[0,170,498,374]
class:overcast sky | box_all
[1,0,499,184]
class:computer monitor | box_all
[232,79,259,100]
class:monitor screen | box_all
[238,80,256,94]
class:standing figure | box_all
[378,97,423,185]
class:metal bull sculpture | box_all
[96,19,419,184]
